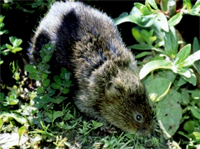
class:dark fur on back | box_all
[29,1,154,135]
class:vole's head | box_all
[99,68,154,136]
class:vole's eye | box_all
[135,114,143,122]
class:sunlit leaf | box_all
[140,60,173,79]
[168,12,183,26]
[174,44,191,65]
[132,27,144,43]
[183,50,200,67]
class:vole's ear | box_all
[105,81,123,96]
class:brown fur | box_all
[29,1,153,135]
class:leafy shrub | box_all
[1,0,200,148]
[115,0,200,148]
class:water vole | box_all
[29,1,154,136]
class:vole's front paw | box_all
[100,125,117,134]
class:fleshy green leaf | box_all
[42,73,48,80]
[132,27,144,43]
[193,37,200,53]
[1,112,27,124]
[168,12,183,26]
[191,106,200,119]
[183,0,192,10]
[53,75,61,85]
[147,78,171,102]
[183,50,200,67]
[164,26,178,58]
[140,60,173,79]
[146,0,158,10]
[25,64,37,73]
[52,111,64,122]
[183,120,195,133]
[178,68,197,86]
[51,83,60,90]
[114,12,132,25]
[63,88,70,94]
[13,39,22,47]
[156,90,182,139]
[9,36,16,44]
[6,44,13,50]
[174,44,191,65]
[135,51,152,59]
[53,96,66,104]
[42,79,50,87]
[37,87,44,94]
[156,12,169,32]
[18,126,27,137]
[11,47,23,53]
[129,43,153,50]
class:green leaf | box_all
[91,120,103,130]
[11,47,23,53]
[164,26,178,58]
[114,12,132,25]
[141,29,157,45]
[29,72,40,81]
[52,111,64,122]
[183,50,200,67]
[191,89,200,100]
[9,36,16,44]
[53,75,61,85]
[18,126,26,137]
[53,96,66,104]
[174,44,191,65]
[183,0,192,10]
[1,112,27,124]
[37,87,44,94]
[42,73,48,80]
[129,6,155,27]
[168,12,183,26]
[135,51,152,59]
[6,44,13,50]
[193,37,200,53]
[43,55,52,63]
[129,43,153,50]
[0,15,5,23]
[156,90,182,139]
[191,106,200,119]
[132,27,144,43]
[183,120,195,133]
[178,68,196,86]
[156,12,169,32]
[139,60,173,79]
[0,118,3,129]
[25,64,36,73]
[51,83,60,90]
[147,78,172,102]
[62,88,70,94]
[146,0,158,10]
[189,132,200,142]
[42,79,50,87]
[13,39,22,47]
[180,89,190,105]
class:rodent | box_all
[29,1,154,136]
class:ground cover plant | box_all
[0,0,200,148]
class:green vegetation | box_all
[0,0,200,148]
[115,0,200,148]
